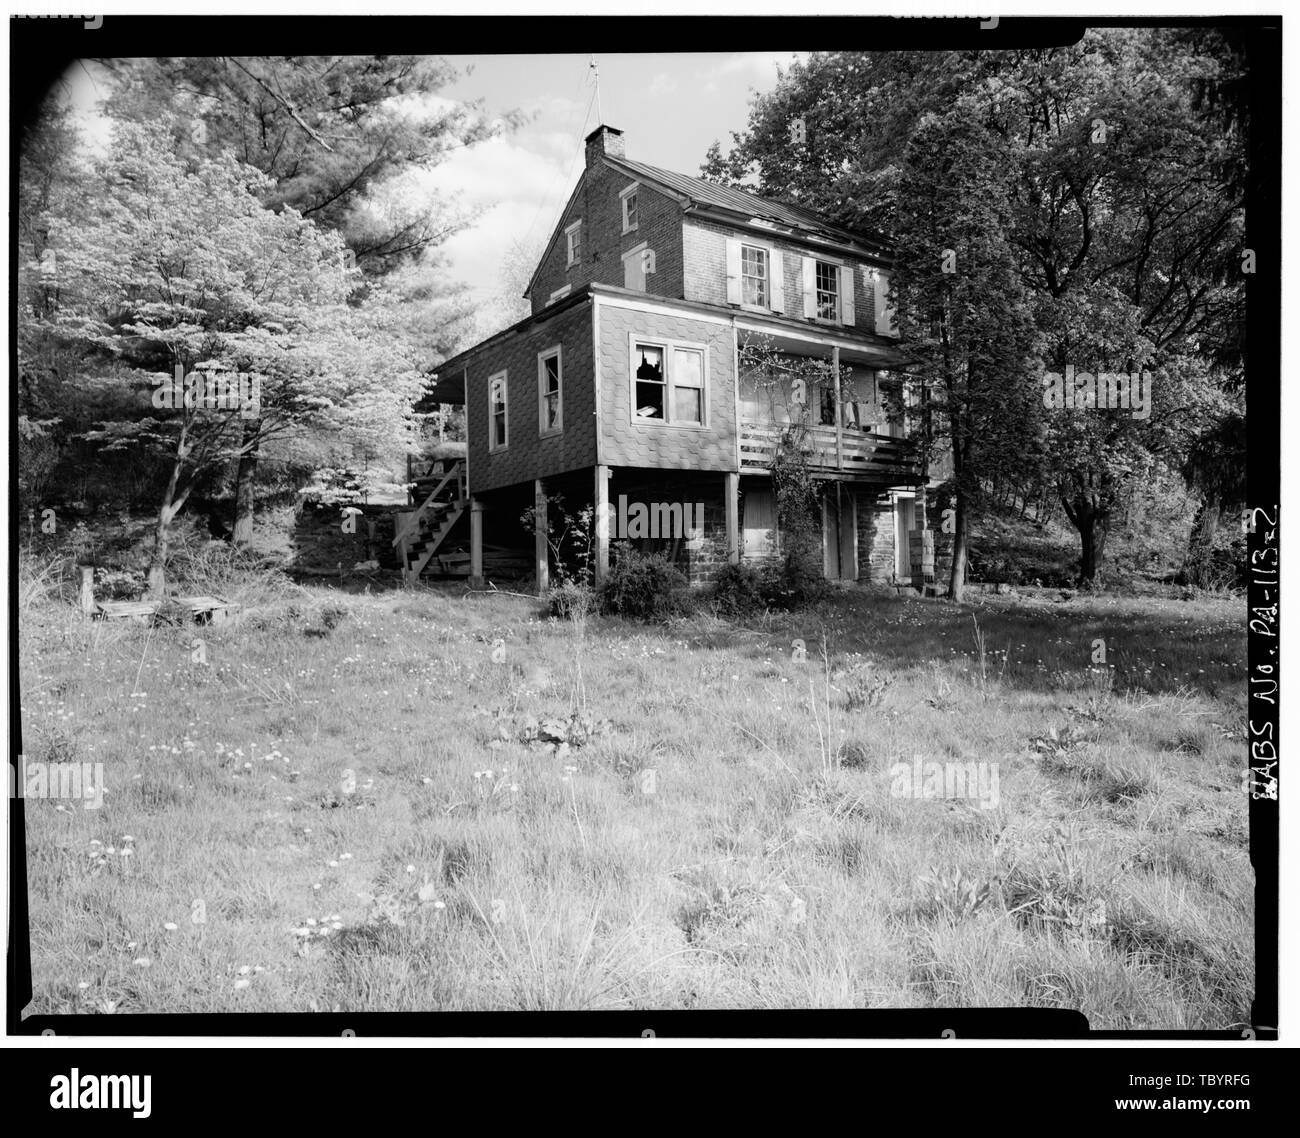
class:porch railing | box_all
[739,422,923,482]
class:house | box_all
[407,124,940,592]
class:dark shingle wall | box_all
[465,300,598,495]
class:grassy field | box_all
[18,563,1252,1027]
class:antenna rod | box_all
[590,54,602,124]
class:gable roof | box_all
[606,155,891,258]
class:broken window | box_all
[634,345,665,419]
[538,348,562,434]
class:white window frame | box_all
[548,284,571,304]
[565,220,582,269]
[628,332,710,429]
[740,242,771,311]
[488,369,509,453]
[813,258,841,324]
[537,345,563,437]
[620,183,639,234]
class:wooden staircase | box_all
[393,460,468,579]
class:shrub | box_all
[546,580,595,621]
[711,562,766,616]
[599,546,689,621]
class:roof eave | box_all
[684,203,892,263]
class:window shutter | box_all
[802,257,817,319]
[840,264,855,325]
[874,269,897,336]
[725,239,742,305]
[770,251,785,313]
[623,247,646,291]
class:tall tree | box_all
[98,56,510,541]
[890,105,1041,601]
[704,32,1247,584]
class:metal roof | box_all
[607,156,889,255]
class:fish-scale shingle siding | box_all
[596,299,737,472]
[465,300,598,495]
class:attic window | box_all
[620,184,639,233]
[565,220,582,268]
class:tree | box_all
[30,122,425,596]
[702,32,1247,584]
[99,56,509,540]
[99,56,508,278]
[890,106,1042,601]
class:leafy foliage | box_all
[599,546,691,621]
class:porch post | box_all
[832,345,843,471]
[534,479,549,595]
[725,471,739,564]
[594,465,611,583]
[469,497,484,586]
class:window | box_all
[672,348,704,424]
[565,221,582,268]
[538,347,562,435]
[803,256,852,323]
[488,371,508,451]
[741,244,769,307]
[633,345,666,420]
[621,184,639,233]
[815,260,839,321]
[631,336,709,426]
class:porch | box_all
[738,422,925,485]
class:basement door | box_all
[822,488,857,580]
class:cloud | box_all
[648,72,679,96]
[701,51,808,85]
[418,134,582,297]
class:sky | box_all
[424,52,807,317]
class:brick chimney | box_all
[585,124,626,168]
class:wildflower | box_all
[163,922,177,931]
[233,979,251,990]
[133,957,151,968]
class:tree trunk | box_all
[147,444,192,600]
[1181,494,1222,585]
[949,495,968,602]
[232,421,260,547]
[148,496,182,599]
